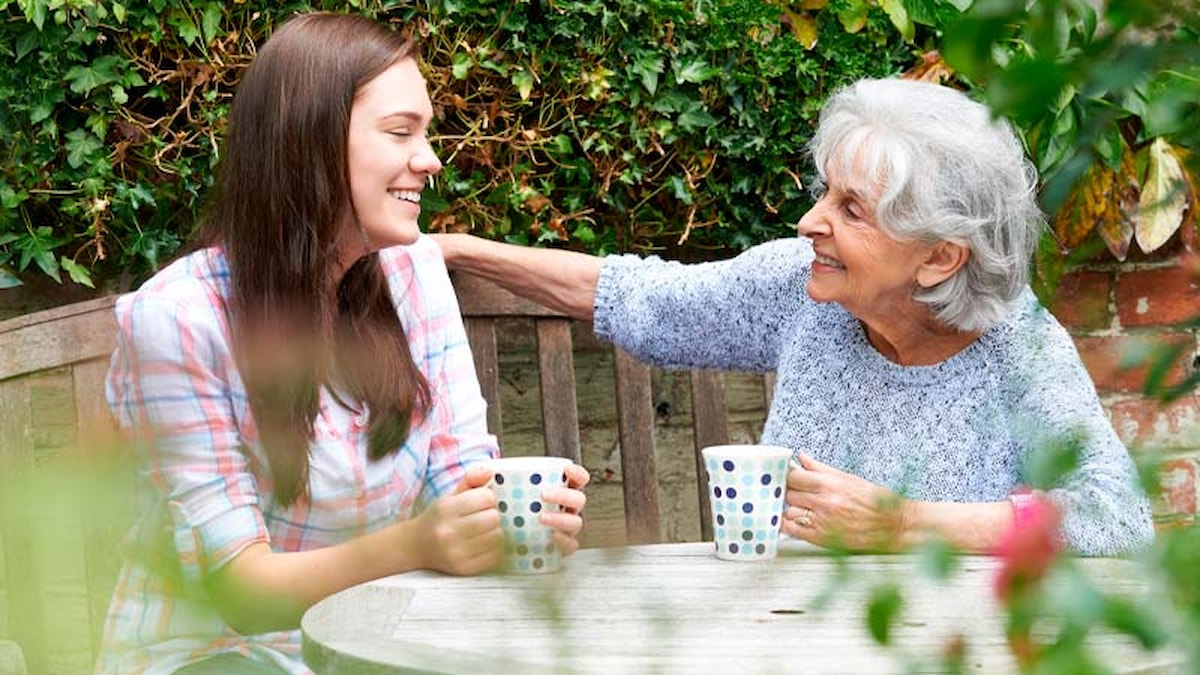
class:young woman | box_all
[98,13,588,674]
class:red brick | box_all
[1074,334,1194,394]
[1115,263,1200,328]
[1107,396,1200,448]
[1156,458,1197,517]
[1050,271,1111,331]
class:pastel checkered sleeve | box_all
[108,290,269,590]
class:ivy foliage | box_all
[0,0,915,290]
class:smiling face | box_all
[341,58,442,267]
[796,161,936,324]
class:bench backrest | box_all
[0,273,772,673]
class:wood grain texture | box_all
[613,349,660,544]
[0,377,48,675]
[689,370,729,541]
[302,541,1179,675]
[535,320,582,463]
[0,296,118,381]
[463,317,504,448]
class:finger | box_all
[564,463,591,489]
[798,453,841,475]
[551,530,581,557]
[445,485,500,517]
[454,543,505,576]
[539,511,584,537]
[460,464,495,491]
[541,486,587,514]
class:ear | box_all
[915,240,970,288]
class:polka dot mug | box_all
[701,445,791,561]
[485,456,572,574]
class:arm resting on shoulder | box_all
[432,233,599,320]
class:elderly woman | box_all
[435,78,1154,556]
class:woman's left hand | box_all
[538,463,589,557]
[781,454,908,551]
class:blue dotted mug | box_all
[701,445,791,561]
[485,457,572,574]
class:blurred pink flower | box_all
[991,493,1063,603]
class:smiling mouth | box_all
[813,253,844,269]
[389,189,421,204]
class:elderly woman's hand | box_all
[781,454,910,551]
[538,463,589,557]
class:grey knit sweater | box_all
[594,237,1154,556]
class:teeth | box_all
[390,190,421,203]
[814,254,843,269]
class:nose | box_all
[410,141,443,176]
[796,201,829,239]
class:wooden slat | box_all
[451,272,568,319]
[689,370,729,542]
[535,320,581,464]
[463,318,503,447]
[762,372,777,411]
[71,358,128,655]
[0,298,119,382]
[613,349,660,544]
[0,377,48,675]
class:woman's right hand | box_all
[415,465,504,575]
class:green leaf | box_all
[172,12,202,46]
[512,69,534,101]
[866,583,903,645]
[879,0,915,42]
[60,257,94,288]
[64,55,123,94]
[451,52,472,80]
[201,3,223,45]
[65,128,103,169]
[0,185,27,209]
[112,2,126,23]
[0,267,21,289]
[837,0,870,33]
[667,175,693,204]
[32,248,61,282]
[915,537,959,580]
[677,107,717,132]
[676,59,721,84]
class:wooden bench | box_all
[0,273,774,674]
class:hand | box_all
[538,463,589,557]
[416,465,504,575]
[780,454,908,552]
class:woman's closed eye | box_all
[840,199,865,221]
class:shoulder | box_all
[116,248,229,326]
[981,290,1090,392]
[377,235,459,321]
[113,249,232,359]
[377,234,445,275]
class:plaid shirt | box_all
[96,236,497,674]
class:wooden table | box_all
[301,540,1178,674]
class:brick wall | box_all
[1049,250,1200,528]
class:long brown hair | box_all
[196,12,432,506]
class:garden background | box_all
[1,0,1199,673]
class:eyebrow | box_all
[379,111,428,124]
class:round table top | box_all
[301,540,1180,674]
